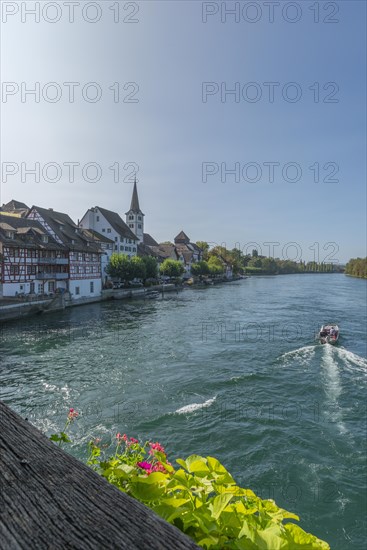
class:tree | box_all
[196,241,210,260]
[207,256,224,276]
[106,253,124,279]
[131,256,146,280]
[141,256,158,280]
[191,261,210,277]
[345,257,367,278]
[159,259,185,278]
[106,253,134,283]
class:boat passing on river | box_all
[318,324,340,344]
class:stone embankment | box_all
[0,284,180,323]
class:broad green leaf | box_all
[285,523,331,549]
[211,493,234,519]
[197,535,220,548]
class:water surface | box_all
[1,274,366,549]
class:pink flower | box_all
[68,408,78,420]
[129,437,139,444]
[116,433,123,441]
[149,442,165,454]
[137,461,152,471]
[151,462,167,473]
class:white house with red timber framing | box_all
[27,206,102,300]
[0,214,69,297]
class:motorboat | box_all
[318,324,340,345]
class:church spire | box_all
[130,177,141,213]
[125,177,144,244]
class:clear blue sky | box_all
[1,0,366,262]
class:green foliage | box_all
[131,255,147,280]
[106,253,159,282]
[191,260,211,277]
[160,259,185,278]
[106,253,134,282]
[50,411,330,550]
[90,437,330,550]
[207,256,225,275]
[141,255,158,279]
[49,432,70,444]
[196,241,210,260]
[345,257,367,278]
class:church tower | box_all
[125,178,144,243]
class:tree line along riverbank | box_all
[344,257,367,279]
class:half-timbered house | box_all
[0,214,68,297]
[27,206,102,300]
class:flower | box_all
[149,442,165,455]
[137,461,152,471]
[130,437,139,444]
[151,462,168,473]
[67,408,78,420]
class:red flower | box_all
[149,442,165,454]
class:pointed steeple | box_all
[130,177,142,213]
[125,177,144,243]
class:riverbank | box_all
[0,284,180,323]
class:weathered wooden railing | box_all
[0,401,199,549]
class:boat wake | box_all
[333,347,367,373]
[320,344,349,436]
[174,396,217,415]
[279,345,316,366]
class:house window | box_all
[42,235,48,243]
[132,247,136,252]
[125,246,129,251]
[48,281,55,292]
[138,224,142,229]
[90,282,94,293]
[138,216,142,221]
[37,283,43,294]
[75,286,80,295]
[129,215,134,220]
[120,245,124,251]
[96,216,100,221]
[115,237,118,242]
[129,224,133,228]
[102,228,105,232]
[30,282,35,293]
[107,228,111,233]
[20,285,24,291]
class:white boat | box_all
[318,324,340,345]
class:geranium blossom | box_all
[68,408,78,420]
[137,461,152,471]
[149,442,165,455]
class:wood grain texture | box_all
[0,401,199,550]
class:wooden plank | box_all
[0,401,199,549]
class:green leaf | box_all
[285,523,330,549]
[211,493,234,520]
[50,434,60,442]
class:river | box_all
[1,273,366,549]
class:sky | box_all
[1,0,366,263]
